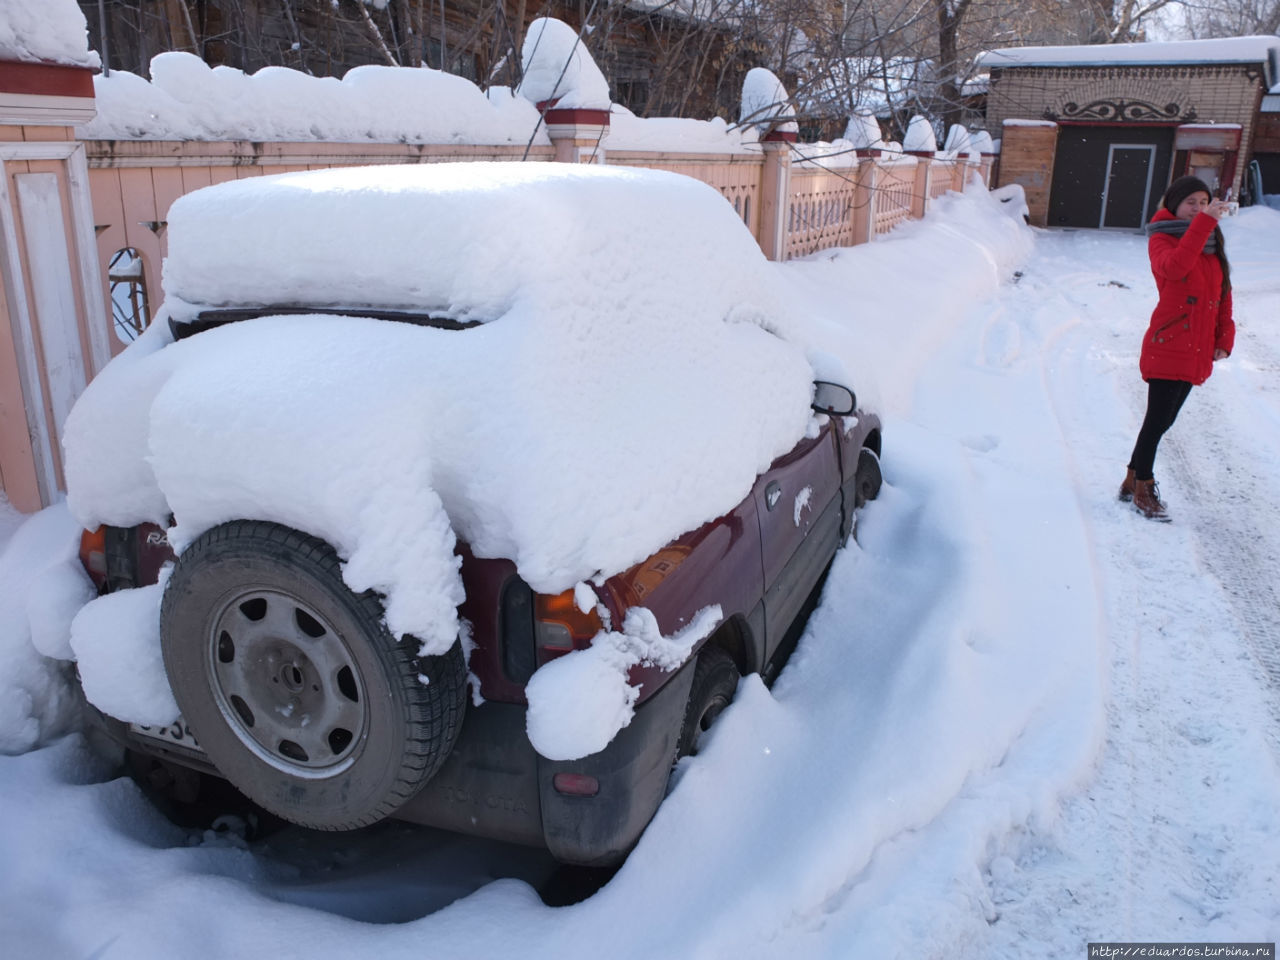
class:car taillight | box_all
[79,526,108,589]
[534,588,603,655]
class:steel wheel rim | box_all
[207,588,367,778]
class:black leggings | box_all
[1128,379,1193,481]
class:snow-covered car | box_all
[65,162,882,865]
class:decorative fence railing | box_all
[873,158,918,237]
[785,166,860,258]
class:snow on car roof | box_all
[163,162,777,326]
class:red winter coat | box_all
[1139,208,1235,385]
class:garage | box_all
[982,36,1280,227]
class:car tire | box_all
[676,645,739,759]
[855,447,882,506]
[160,520,466,831]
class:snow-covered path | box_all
[2,202,1278,959]
[952,224,1280,955]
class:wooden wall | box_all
[996,122,1058,227]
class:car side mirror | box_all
[811,381,856,416]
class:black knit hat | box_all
[1163,175,1213,215]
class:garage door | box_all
[1049,126,1174,229]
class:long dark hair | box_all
[1161,176,1231,301]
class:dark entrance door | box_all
[1101,144,1156,228]
[1049,126,1174,229]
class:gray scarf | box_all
[1145,218,1218,254]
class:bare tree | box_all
[1083,0,1184,41]
[1176,0,1280,37]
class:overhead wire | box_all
[521,0,603,162]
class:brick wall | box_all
[987,64,1266,131]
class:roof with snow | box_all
[977,35,1280,73]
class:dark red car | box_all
[70,164,882,866]
[79,359,880,865]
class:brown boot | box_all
[1118,467,1136,502]
[1132,479,1170,522]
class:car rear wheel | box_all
[160,520,466,830]
[676,645,740,759]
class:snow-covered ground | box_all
[2,199,1279,958]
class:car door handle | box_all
[765,481,782,511]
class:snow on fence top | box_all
[0,0,100,69]
[608,106,761,153]
[978,35,1280,70]
[74,25,755,153]
[76,51,548,144]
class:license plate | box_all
[130,718,204,752]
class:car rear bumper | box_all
[398,655,696,866]
[82,653,696,866]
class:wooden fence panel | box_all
[873,159,917,237]
[785,166,859,259]
[930,160,958,199]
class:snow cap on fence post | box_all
[943,123,971,155]
[844,110,883,157]
[740,67,798,142]
[517,17,610,163]
[739,68,796,259]
[0,0,101,69]
[0,0,99,128]
[965,130,997,185]
[903,115,937,155]
[969,130,995,155]
[517,18,610,110]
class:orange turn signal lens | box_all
[79,526,107,579]
[534,588,603,651]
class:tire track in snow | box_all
[1158,330,1280,746]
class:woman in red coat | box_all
[1120,175,1235,521]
